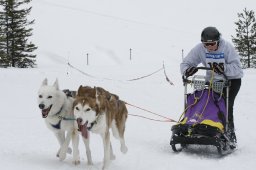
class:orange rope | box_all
[128,114,174,122]
[125,102,177,123]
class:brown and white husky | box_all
[73,85,128,170]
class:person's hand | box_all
[212,62,224,74]
[185,67,198,77]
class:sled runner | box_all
[170,67,236,155]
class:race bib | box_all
[205,53,225,67]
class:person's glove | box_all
[185,67,198,77]
[212,62,224,74]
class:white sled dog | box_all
[73,85,128,170]
[37,78,80,164]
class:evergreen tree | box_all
[0,0,37,68]
[0,2,8,66]
[232,8,256,68]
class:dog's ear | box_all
[111,94,119,100]
[95,87,100,105]
[95,103,101,115]
[72,99,78,110]
[41,78,48,86]
[53,79,59,90]
[77,85,83,96]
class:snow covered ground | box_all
[0,0,256,170]
[1,59,256,170]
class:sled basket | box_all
[170,67,235,155]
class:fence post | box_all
[130,48,132,60]
[86,53,89,65]
[182,49,184,60]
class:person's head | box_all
[201,26,220,51]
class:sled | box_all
[170,67,236,155]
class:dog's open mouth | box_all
[77,120,89,139]
[41,105,52,118]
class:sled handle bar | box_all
[197,66,210,70]
[183,66,228,82]
[197,66,227,79]
[197,67,228,80]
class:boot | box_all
[227,122,236,142]
[227,124,237,149]
[229,131,237,143]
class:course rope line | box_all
[127,67,164,81]
[67,62,174,84]
[68,62,96,78]
[163,62,174,85]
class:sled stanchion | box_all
[225,84,230,132]
[183,76,188,111]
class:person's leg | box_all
[227,79,241,142]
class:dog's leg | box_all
[82,137,93,165]
[59,130,72,161]
[111,122,128,154]
[72,131,80,165]
[113,131,128,154]
[55,132,65,157]
[101,131,111,170]
[120,138,128,154]
[110,142,116,160]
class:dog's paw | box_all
[121,145,128,154]
[56,149,61,158]
[85,163,94,170]
[58,152,67,161]
[110,154,116,160]
[102,160,110,170]
[72,155,80,165]
[87,160,93,166]
[72,153,80,165]
[67,147,72,154]
[72,160,80,165]
[102,166,108,170]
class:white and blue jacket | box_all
[180,38,243,80]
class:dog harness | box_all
[50,120,61,129]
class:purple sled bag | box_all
[181,89,226,132]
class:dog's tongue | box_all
[79,123,89,139]
[42,109,49,118]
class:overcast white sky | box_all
[30,0,256,66]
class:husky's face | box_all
[73,97,98,130]
[37,78,59,118]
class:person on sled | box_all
[180,26,243,144]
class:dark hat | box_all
[201,27,220,42]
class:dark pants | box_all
[223,79,241,131]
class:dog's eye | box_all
[48,96,52,99]
[75,107,79,111]
[39,95,42,98]
[86,108,91,112]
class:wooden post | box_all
[66,51,70,75]
[129,48,132,60]
[86,53,89,65]
[182,49,184,60]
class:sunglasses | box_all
[203,41,218,46]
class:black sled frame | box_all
[170,67,235,155]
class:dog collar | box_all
[49,106,64,120]
[88,113,104,130]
